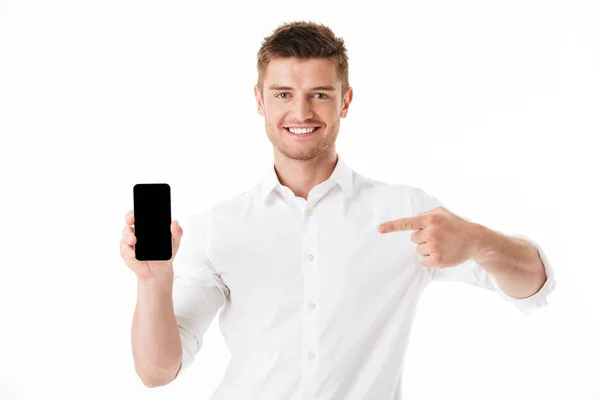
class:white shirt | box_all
[172,152,556,399]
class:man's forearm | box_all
[131,273,182,387]
[470,223,547,299]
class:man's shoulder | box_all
[186,184,256,223]
[209,184,259,218]
[355,173,419,199]
[356,176,436,213]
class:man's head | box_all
[254,21,353,161]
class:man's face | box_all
[254,57,352,161]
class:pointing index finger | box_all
[379,214,428,233]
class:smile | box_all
[284,126,321,136]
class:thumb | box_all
[171,220,183,240]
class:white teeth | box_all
[288,127,317,134]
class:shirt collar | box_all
[259,152,354,203]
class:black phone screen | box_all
[133,183,172,261]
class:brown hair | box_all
[256,20,350,99]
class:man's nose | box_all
[291,98,313,121]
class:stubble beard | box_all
[265,118,340,161]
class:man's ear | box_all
[254,85,265,117]
[341,86,353,118]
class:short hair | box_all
[256,20,350,98]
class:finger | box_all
[122,224,134,237]
[172,220,183,237]
[121,226,136,245]
[120,238,135,259]
[126,210,134,226]
[419,254,436,268]
[379,214,428,233]
[410,228,427,244]
[125,232,136,246]
[416,242,431,257]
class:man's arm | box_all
[469,223,547,299]
[131,273,183,388]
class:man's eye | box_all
[276,93,328,99]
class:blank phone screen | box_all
[133,183,172,261]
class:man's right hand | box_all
[120,210,184,281]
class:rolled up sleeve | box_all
[172,208,229,377]
[487,233,556,316]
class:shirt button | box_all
[308,352,315,360]
[308,254,314,261]
[306,208,312,216]
[308,301,316,310]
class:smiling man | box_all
[127,20,556,399]
[254,46,350,200]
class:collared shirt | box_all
[172,152,556,399]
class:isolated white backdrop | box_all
[1,0,599,399]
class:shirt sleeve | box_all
[410,186,556,316]
[172,207,230,378]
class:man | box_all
[123,20,555,399]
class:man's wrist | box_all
[137,272,175,292]
[468,223,497,263]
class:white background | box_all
[1,0,598,399]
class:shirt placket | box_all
[298,198,320,400]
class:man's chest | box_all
[211,208,423,313]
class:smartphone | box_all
[133,183,172,261]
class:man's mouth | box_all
[284,126,322,136]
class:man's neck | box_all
[272,150,338,200]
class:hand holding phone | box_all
[119,183,184,281]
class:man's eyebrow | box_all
[267,84,336,91]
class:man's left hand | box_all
[378,207,480,268]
